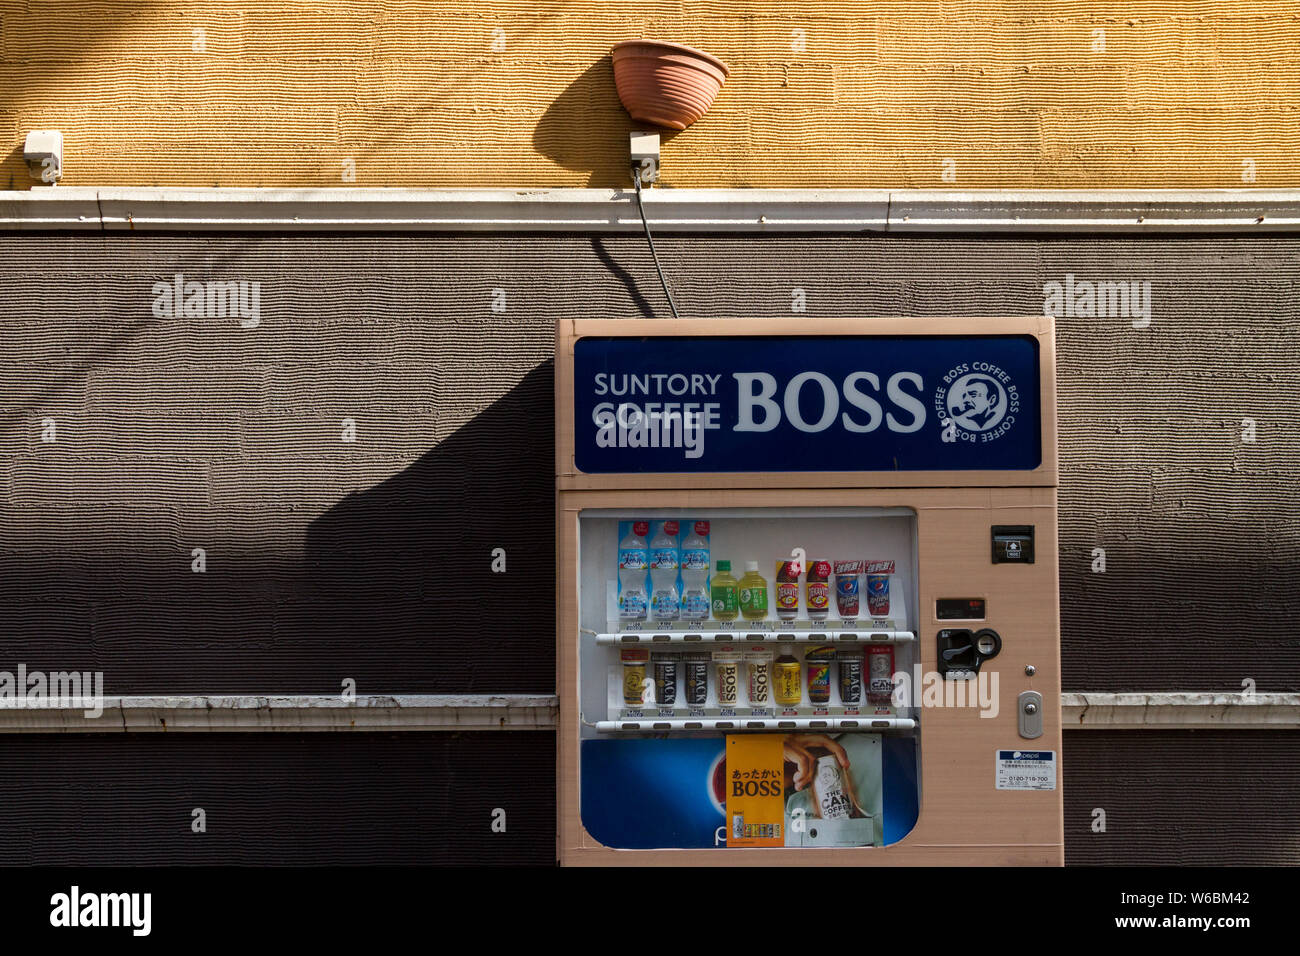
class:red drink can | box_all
[867,645,894,705]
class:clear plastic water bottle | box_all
[618,521,649,622]
[679,520,710,621]
[649,521,680,621]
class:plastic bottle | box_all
[649,520,680,621]
[775,560,801,620]
[710,560,740,621]
[617,521,649,622]
[806,559,832,621]
[679,521,711,621]
[739,561,769,620]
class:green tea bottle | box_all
[739,560,769,620]
[711,560,740,621]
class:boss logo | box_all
[732,780,782,797]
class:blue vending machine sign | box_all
[573,335,1042,473]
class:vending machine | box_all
[556,317,1062,864]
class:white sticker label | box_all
[995,750,1057,791]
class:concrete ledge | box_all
[1,692,1296,732]
[1062,692,1300,730]
[3,187,1300,233]
[0,694,558,733]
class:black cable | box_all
[633,170,680,319]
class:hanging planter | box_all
[611,40,730,131]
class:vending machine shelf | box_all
[593,716,917,734]
[595,629,916,646]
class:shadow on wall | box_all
[534,55,678,187]
[300,359,556,694]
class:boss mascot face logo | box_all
[935,363,1020,443]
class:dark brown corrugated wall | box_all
[0,732,555,865]
[1064,730,1300,865]
[0,233,1297,863]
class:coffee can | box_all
[651,651,677,706]
[621,648,650,707]
[684,651,712,706]
[714,647,741,707]
[838,649,864,705]
[745,648,772,706]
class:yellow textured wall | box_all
[2,1,1298,189]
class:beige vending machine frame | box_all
[556,317,1062,865]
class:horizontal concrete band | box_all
[3,187,1300,233]
[0,693,1295,732]
[0,695,558,733]
[1062,693,1300,730]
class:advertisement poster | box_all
[581,734,914,850]
[573,334,1042,473]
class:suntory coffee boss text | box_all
[592,370,929,460]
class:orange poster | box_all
[725,735,784,847]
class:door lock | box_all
[1018,690,1043,739]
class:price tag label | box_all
[995,750,1057,791]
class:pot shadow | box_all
[533,56,679,187]
[298,359,556,693]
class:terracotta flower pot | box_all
[611,40,730,131]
